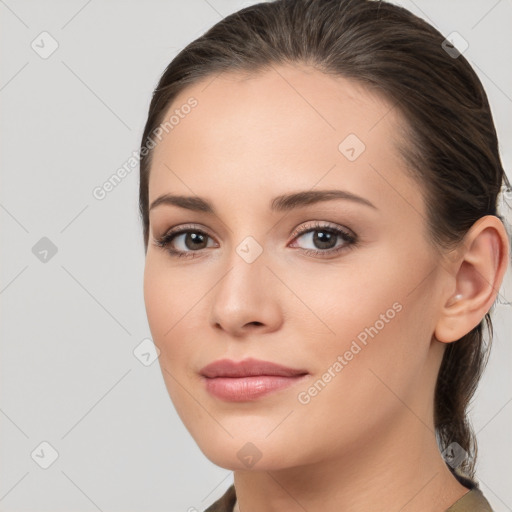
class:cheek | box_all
[143,260,169,344]
[143,256,198,372]
[283,259,407,365]
[294,254,434,417]
[287,298,429,465]
[143,254,205,339]
[143,258,206,421]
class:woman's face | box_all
[143,63,449,470]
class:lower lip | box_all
[203,375,308,401]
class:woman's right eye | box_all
[153,227,217,259]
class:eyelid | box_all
[289,220,355,241]
[158,223,214,240]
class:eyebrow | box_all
[148,189,377,214]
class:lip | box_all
[200,357,309,402]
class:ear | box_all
[435,215,510,343]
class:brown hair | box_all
[139,0,509,478]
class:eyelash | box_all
[152,221,358,260]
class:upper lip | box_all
[200,358,308,378]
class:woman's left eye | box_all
[153,222,357,259]
[289,222,357,257]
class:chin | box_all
[192,432,306,472]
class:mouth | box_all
[199,357,309,402]
[201,374,309,401]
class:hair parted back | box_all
[139,0,509,478]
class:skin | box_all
[143,63,509,512]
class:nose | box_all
[209,243,283,338]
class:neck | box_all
[233,413,469,512]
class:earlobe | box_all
[434,215,510,344]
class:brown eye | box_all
[289,222,357,258]
[153,226,217,259]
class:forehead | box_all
[148,63,419,217]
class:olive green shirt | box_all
[204,478,493,511]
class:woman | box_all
[139,0,510,510]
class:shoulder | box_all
[203,484,236,512]
[445,469,494,511]
[445,487,493,511]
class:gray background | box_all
[1,1,511,511]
